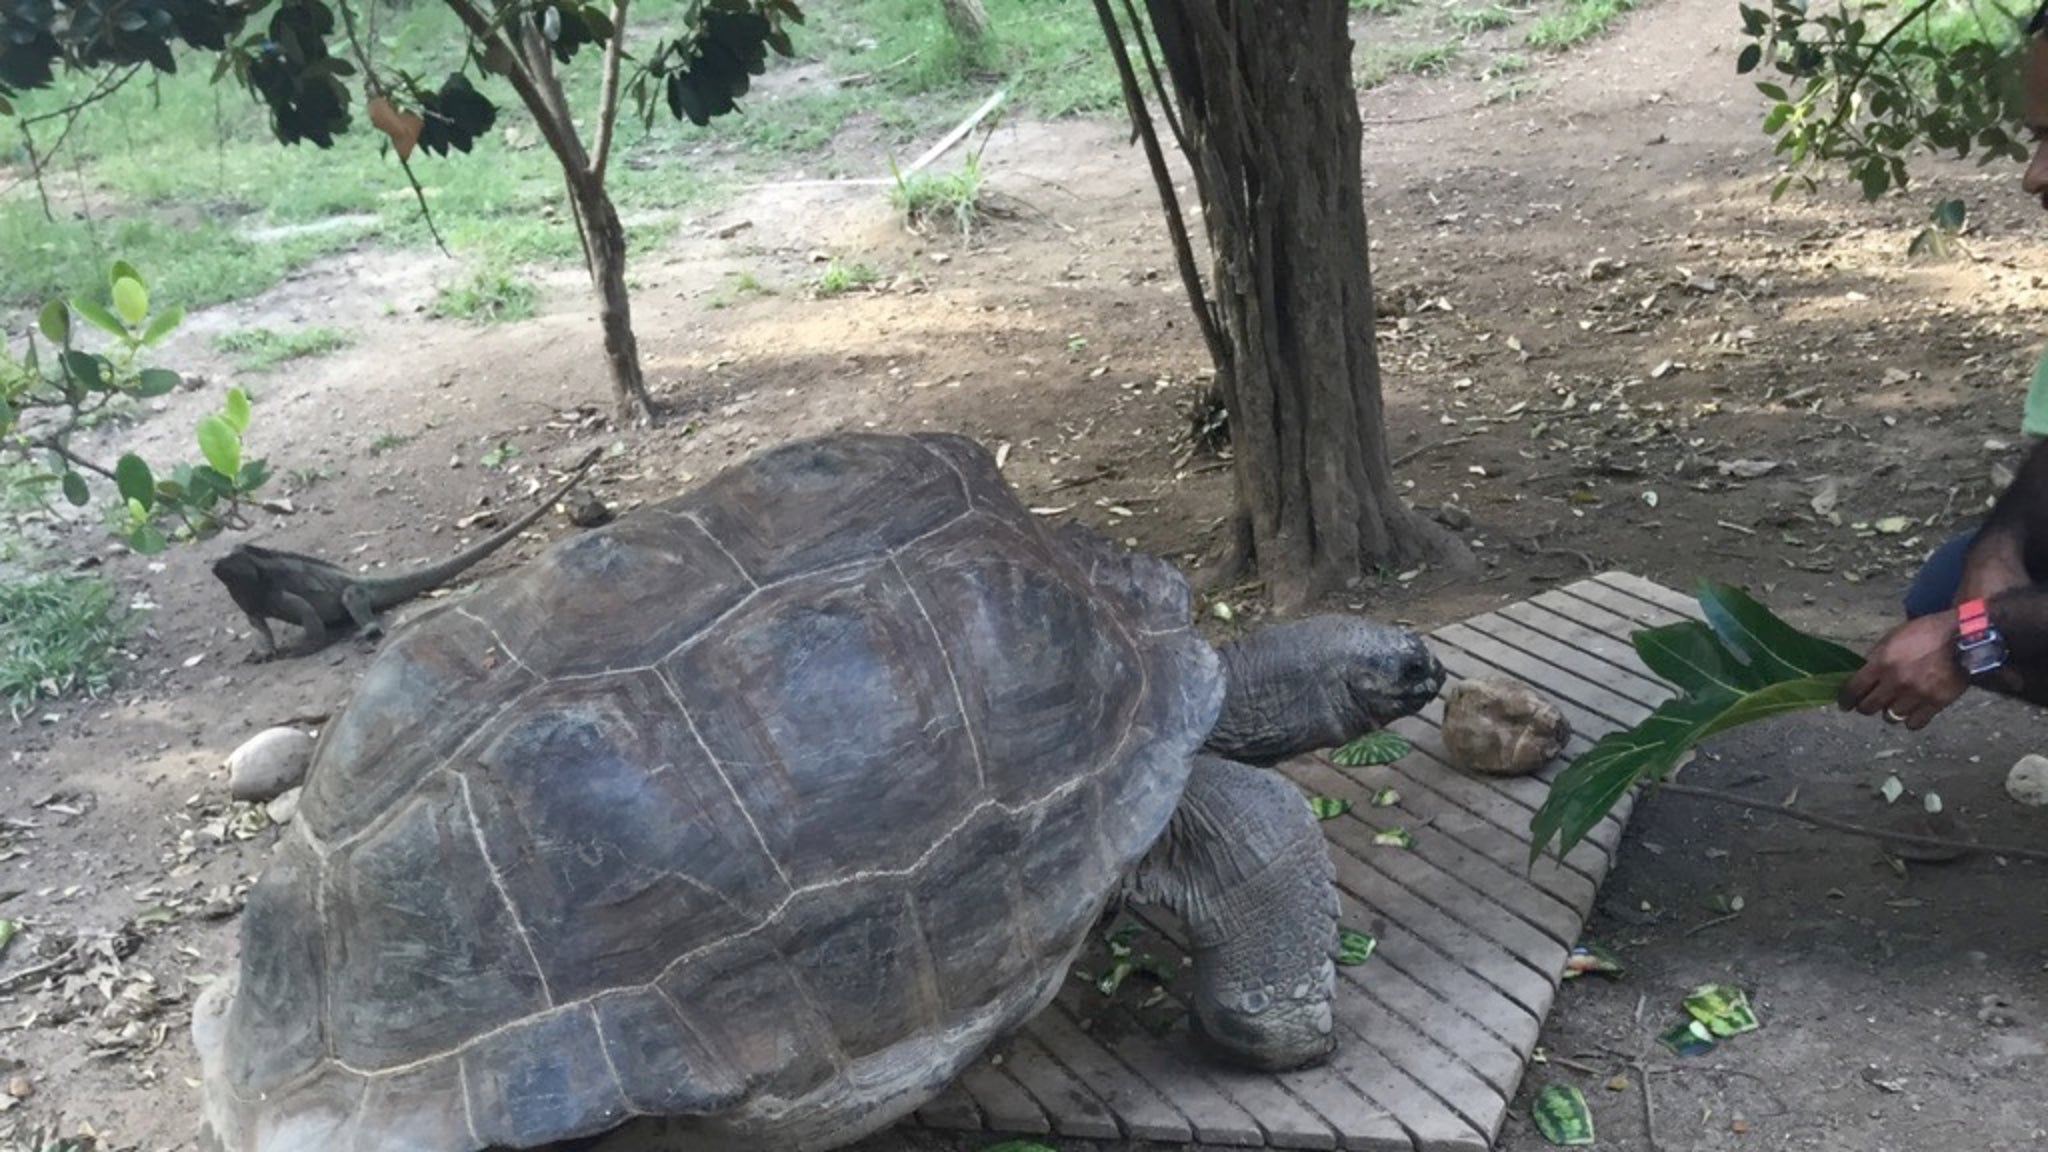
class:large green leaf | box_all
[1530,582,1862,864]
[196,415,241,480]
[1696,581,1862,681]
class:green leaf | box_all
[135,369,181,398]
[1308,795,1353,820]
[61,470,89,507]
[1931,198,1967,233]
[223,387,253,433]
[125,522,170,555]
[1696,580,1862,680]
[37,300,70,345]
[1336,927,1376,966]
[115,454,155,511]
[140,305,185,346]
[109,259,144,288]
[1737,43,1762,73]
[70,296,126,339]
[1372,826,1415,849]
[1331,730,1411,767]
[1634,620,1768,695]
[0,918,16,961]
[1531,1084,1595,1146]
[1370,786,1400,808]
[61,351,106,392]
[111,275,149,328]
[196,415,242,480]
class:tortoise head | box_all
[1331,617,1445,729]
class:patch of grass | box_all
[813,259,882,297]
[1448,3,1517,32]
[431,266,541,324]
[1484,52,1533,77]
[212,325,354,371]
[890,153,985,239]
[1349,0,1415,13]
[0,573,124,717]
[1356,40,1461,88]
[367,431,416,456]
[1526,0,1638,49]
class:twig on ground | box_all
[1656,780,2048,862]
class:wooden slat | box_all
[1326,842,1554,1019]
[1025,1002,1192,1142]
[955,1056,1050,1135]
[1046,987,1266,1145]
[1433,624,1654,729]
[999,1031,1122,1140]
[1333,943,1526,1097]
[1331,757,1601,910]
[1460,614,1669,709]
[1287,759,1582,945]
[1595,571,1706,619]
[1565,578,1690,628]
[914,1082,981,1130]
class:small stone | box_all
[226,728,317,803]
[4,1077,30,1100]
[1441,678,1571,777]
[2006,754,2048,807]
[265,787,303,826]
[1585,256,1625,281]
[565,491,612,528]
[1434,502,1473,531]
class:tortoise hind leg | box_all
[1128,754,1338,1071]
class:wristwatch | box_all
[1956,598,2008,678]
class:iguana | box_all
[212,448,603,662]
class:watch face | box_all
[1960,636,2007,676]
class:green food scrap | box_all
[1336,926,1377,966]
[1332,730,1411,767]
[1531,1083,1596,1146]
[1683,982,1760,1037]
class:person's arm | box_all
[1954,439,2048,602]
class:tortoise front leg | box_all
[1128,754,1339,1072]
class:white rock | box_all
[227,728,315,803]
[2006,754,2048,807]
[265,786,303,826]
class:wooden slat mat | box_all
[915,572,1695,1151]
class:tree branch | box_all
[1655,780,2048,863]
[1118,0,1190,161]
[442,0,586,169]
[1091,0,1227,376]
[589,0,633,183]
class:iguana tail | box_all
[363,446,605,609]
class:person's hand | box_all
[1837,613,1967,730]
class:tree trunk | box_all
[1133,1,1455,609]
[565,171,654,423]
[515,23,657,424]
[939,0,993,51]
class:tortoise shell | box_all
[194,432,1224,1152]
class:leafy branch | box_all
[1739,0,2030,201]
[3,262,269,553]
[1530,582,1864,864]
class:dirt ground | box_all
[5,0,2048,1148]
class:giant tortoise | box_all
[192,431,1445,1152]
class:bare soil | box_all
[5,0,2048,1148]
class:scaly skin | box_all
[1205,615,1445,766]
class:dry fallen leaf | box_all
[367,95,424,162]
